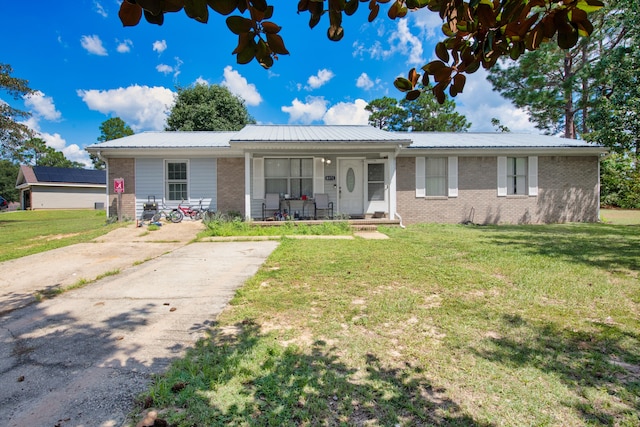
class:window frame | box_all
[165,160,189,201]
[264,157,314,199]
[507,157,527,195]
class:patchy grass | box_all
[0,209,124,262]
[601,209,640,225]
[203,219,352,237]
[136,222,640,426]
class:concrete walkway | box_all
[0,222,279,427]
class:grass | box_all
[600,208,640,225]
[135,222,640,426]
[0,209,124,262]
[203,218,352,237]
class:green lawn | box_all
[136,222,640,426]
[0,209,123,262]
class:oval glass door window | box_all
[346,167,355,192]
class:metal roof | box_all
[231,125,411,143]
[405,132,601,148]
[86,131,236,149]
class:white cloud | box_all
[23,91,62,121]
[281,97,328,124]
[411,7,443,40]
[194,76,210,86]
[324,99,370,125]
[456,69,537,133]
[156,64,173,75]
[221,66,262,106]
[80,35,108,56]
[153,40,167,54]
[77,85,175,131]
[306,69,335,90]
[388,19,424,65]
[356,72,377,90]
[21,117,91,167]
[116,39,133,53]
[94,1,107,17]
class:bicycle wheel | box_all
[169,209,184,223]
[151,213,161,222]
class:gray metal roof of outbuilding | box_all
[86,131,236,149]
[230,125,411,143]
[405,132,600,148]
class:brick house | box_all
[85,125,606,224]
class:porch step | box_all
[350,224,379,232]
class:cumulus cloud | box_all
[281,97,328,124]
[306,69,334,90]
[352,16,424,65]
[356,72,381,91]
[411,7,443,41]
[21,116,91,167]
[80,35,107,56]
[324,99,370,125]
[116,39,133,53]
[77,85,175,131]
[153,40,167,54]
[221,66,262,106]
[456,69,537,133]
[156,57,182,78]
[388,20,424,65]
[23,91,62,121]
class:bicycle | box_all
[178,199,204,220]
[152,202,184,223]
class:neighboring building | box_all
[16,165,106,210]
[85,125,606,225]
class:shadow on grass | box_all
[142,319,493,426]
[478,223,640,273]
[474,315,640,425]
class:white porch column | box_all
[389,151,397,220]
[244,152,251,220]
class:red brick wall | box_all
[107,158,136,219]
[397,156,600,224]
[217,158,245,215]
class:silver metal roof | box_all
[231,125,411,143]
[86,131,236,149]
[405,132,600,148]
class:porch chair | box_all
[313,193,334,220]
[262,193,280,220]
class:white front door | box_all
[339,159,364,215]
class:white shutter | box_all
[415,157,425,198]
[497,156,507,197]
[448,156,458,197]
[528,156,538,196]
[252,157,264,199]
[313,157,324,194]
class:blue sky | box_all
[1,0,536,167]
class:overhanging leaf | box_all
[208,0,236,15]
[394,77,413,92]
[266,33,290,54]
[226,15,253,34]
[435,42,450,63]
[119,1,143,26]
[261,21,282,34]
[184,0,208,23]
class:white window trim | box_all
[165,159,189,201]
[497,156,538,197]
[415,156,458,198]
[253,157,264,199]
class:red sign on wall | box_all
[114,178,125,194]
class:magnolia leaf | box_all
[433,66,452,82]
[226,16,253,34]
[144,9,164,25]
[368,3,380,22]
[266,33,290,54]
[576,20,594,37]
[345,0,359,15]
[509,42,521,60]
[423,60,446,74]
[136,0,163,16]
[208,0,236,15]
[256,38,269,61]
[408,68,419,86]
[232,32,252,54]
[237,40,257,64]
[298,0,309,12]
[464,60,481,74]
[250,0,268,12]
[441,22,455,37]
[259,54,274,69]
[261,21,281,34]
[164,0,185,13]
[309,13,321,28]
[406,89,421,101]
[185,0,208,23]
[576,0,604,13]
[433,84,446,104]
[264,5,274,19]
[557,27,578,49]
[119,1,143,26]
[568,8,588,23]
[435,42,449,63]
[393,77,413,92]
[452,73,466,94]
[421,72,430,86]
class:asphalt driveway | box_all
[0,222,279,427]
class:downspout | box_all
[392,144,405,229]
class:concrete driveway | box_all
[0,222,279,427]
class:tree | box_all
[0,159,19,202]
[92,117,134,170]
[367,90,470,132]
[399,87,470,132]
[1,64,34,159]
[365,97,407,131]
[491,118,511,133]
[18,138,84,169]
[166,84,254,131]
[117,0,604,104]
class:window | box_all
[426,157,447,196]
[507,157,527,195]
[415,157,458,198]
[264,158,313,198]
[166,161,188,201]
[367,163,385,201]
